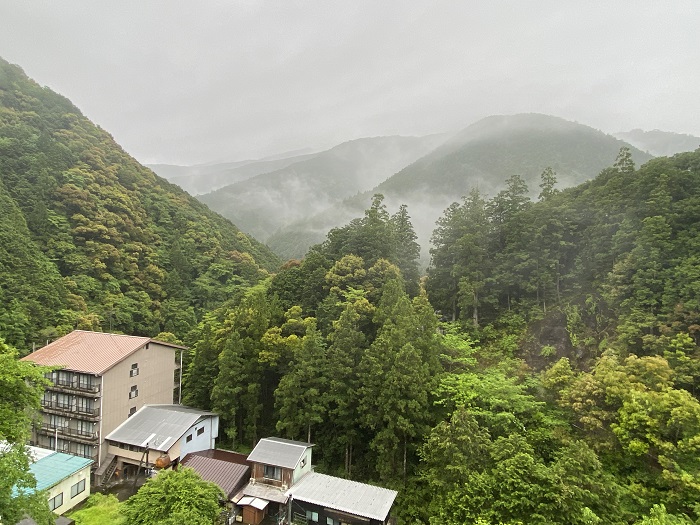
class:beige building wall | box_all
[99,342,179,465]
[45,464,92,516]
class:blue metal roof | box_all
[29,451,93,492]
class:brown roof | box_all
[181,453,251,499]
[20,330,183,375]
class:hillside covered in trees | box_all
[182,148,700,524]
[0,57,279,350]
[267,114,652,261]
[2,57,700,525]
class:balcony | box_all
[49,379,101,396]
[38,425,100,445]
[41,400,100,420]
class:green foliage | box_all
[69,493,125,525]
[0,339,53,524]
[0,57,279,346]
[121,468,224,525]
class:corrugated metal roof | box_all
[19,330,183,375]
[27,451,93,492]
[286,472,397,521]
[247,437,312,469]
[105,405,216,452]
[181,454,250,499]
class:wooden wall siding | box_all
[251,463,293,487]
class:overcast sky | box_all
[1,1,698,165]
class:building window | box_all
[129,406,137,417]
[326,518,337,525]
[186,434,192,443]
[306,511,318,522]
[197,427,204,436]
[75,396,92,415]
[77,419,92,436]
[130,363,139,377]
[57,393,72,409]
[49,492,63,511]
[300,457,307,468]
[70,479,86,498]
[129,385,139,399]
[76,444,92,458]
[263,464,282,481]
[49,414,68,429]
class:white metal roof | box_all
[105,404,216,452]
[247,437,312,469]
[286,472,397,522]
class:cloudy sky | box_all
[1,1,698,165]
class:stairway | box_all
[99,453,118,486]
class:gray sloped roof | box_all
[286,472,397,521]
[105,405,216,452]
[247,437,312,469]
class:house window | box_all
[70,479,86,498]
[300,457,307,468]
[186,434,192,443]
[129,385,139,399]
[129,406,137,417]
[263,464,282,481]
[326,518,337,525]
[49,492,63,511]
[130,363,139,377]
[197,427,204,436]
[306,511,319,522]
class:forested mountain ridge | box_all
[615,128,700,157]
[197,134,448,243]
[182,150,700,524]
[267,114,653,261]
[0,58,279,350]
[148,149,320,195]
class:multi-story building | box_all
[21,330,185,484]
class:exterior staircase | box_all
[97,453,117,486]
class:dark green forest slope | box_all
[0,58,279,350]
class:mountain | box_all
[268,114,653,260]
[0,57,279,349]
[148,150,320,195]
[614,128,700,157]
[197,134,448,242]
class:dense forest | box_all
[0,58,278,351]
[2,56,700,524]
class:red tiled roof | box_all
[20,330,181,375]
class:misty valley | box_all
[2,55,700,525]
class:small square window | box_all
[306,511,318,522]
[129,406,137,417]
[129,385,139,399]
[197,427,204,436]
[130,363,139,377]
[186,434,192,443]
